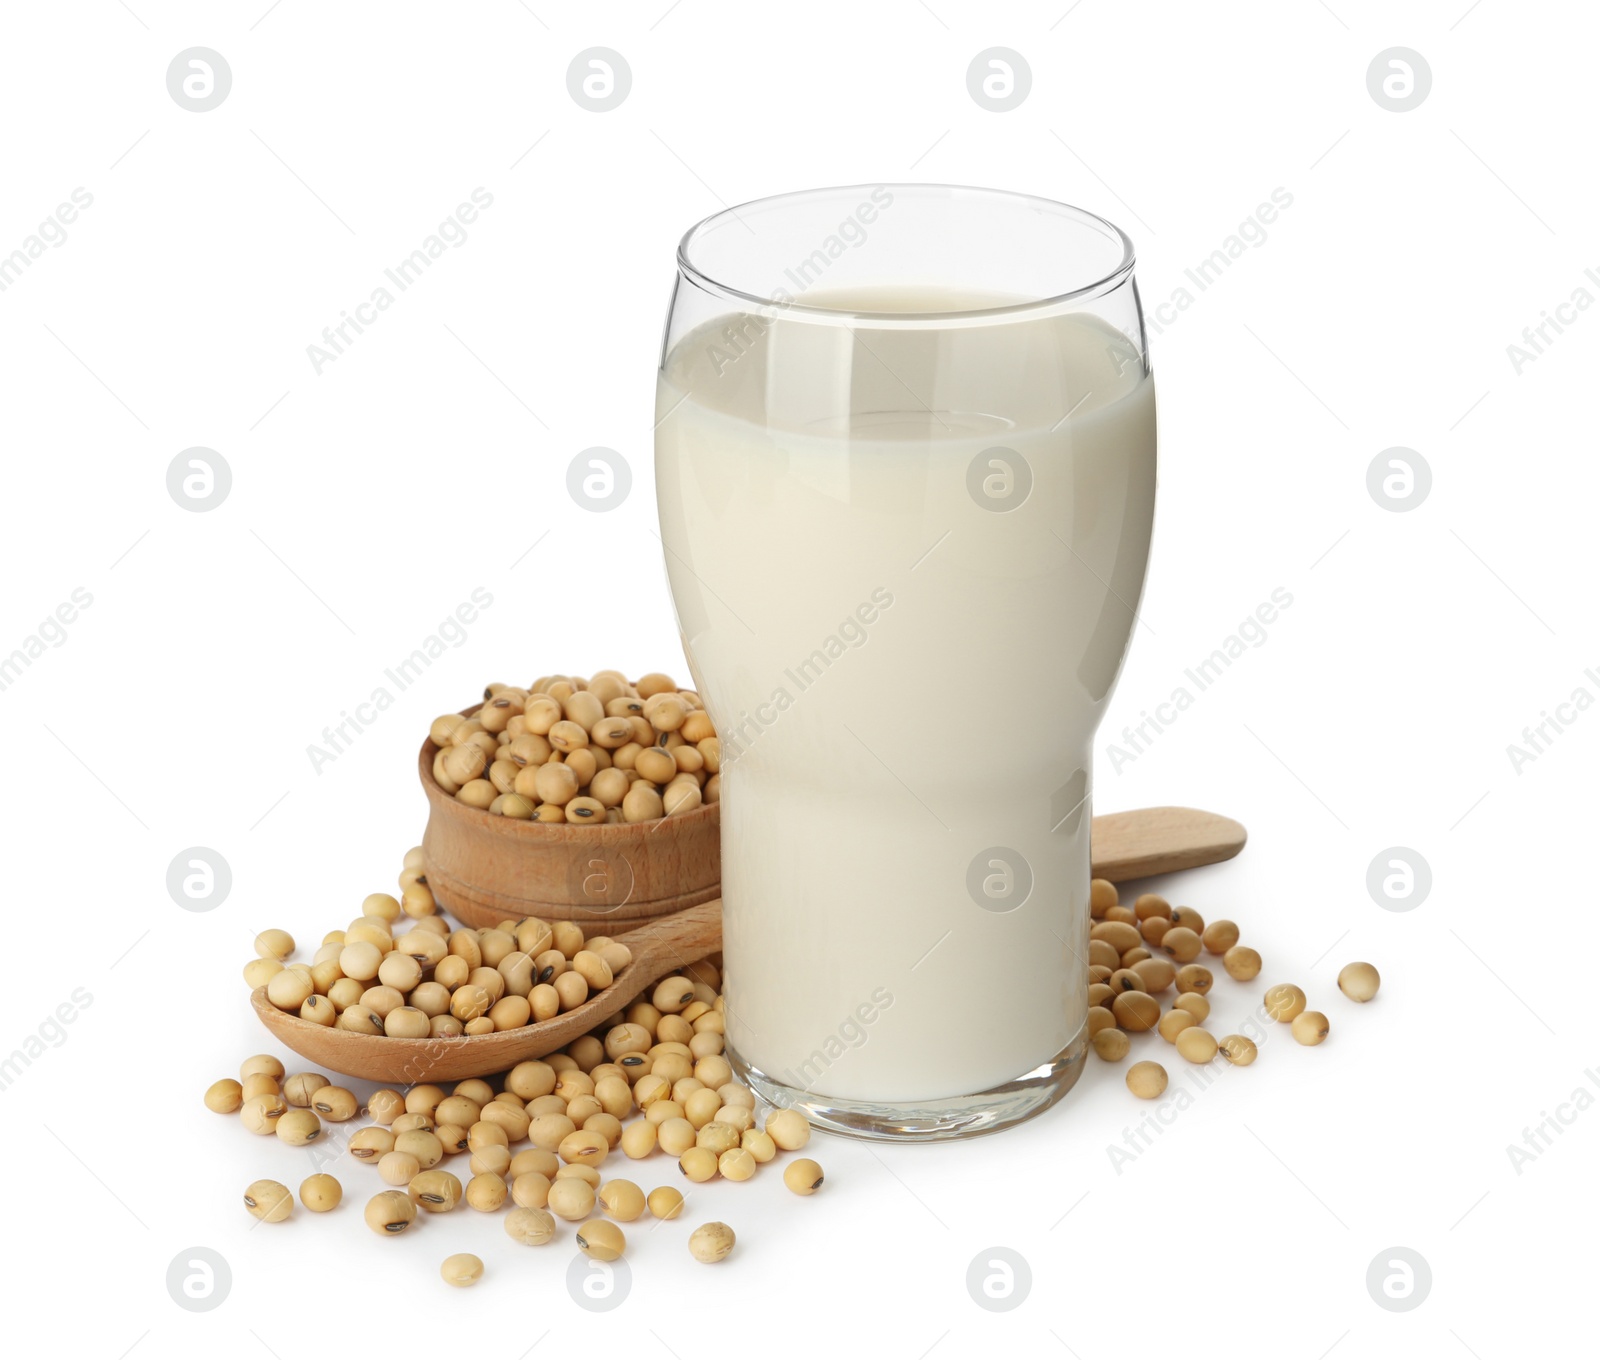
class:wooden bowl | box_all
[418,733,720,931]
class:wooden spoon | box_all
[251,804,1244,1082]
[253,897,724,1085]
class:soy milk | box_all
[656,289,1157,1102]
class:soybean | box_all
[547,1178,596,1221]
[505,1207,556,1245]
[765,1108,810,1151]
[379,1152,421,1186]
[275,1109,322,1147]
[1291,1011,1330,1046]
[440,1253,484,1288]
[1264,983,1307,1022]
[283,1072,329,1107]
[205,1079,243,1114]
[255,929,295,961]
[598,1179,646,1221]
[1133,894,1170,920]
[621,1121,658,1159]
[466,1174,508,1211]
[1175,1027,1219,1064]
[1131,957,1176,994]
[695,1122,740,1156]
[742,1129,777,1163]
[1160,927,1202,963]
[367,1089,406,1125]
[312,1087,358,1122]
[409,1170,463,1213]
[365,1191,416,1236]
[577,1220,626,1261]
[512,1172,552,1211]
[1091,1028,1130,1061]
[240,1093,285,1135]
[244,1179,293,1223]
[299,1175,342,1213]
[350,1128,394,1162]
[1218,1035,1257,1066]
[678,1147,719,1183]
[718,1147,756,1181]
[1126,1061,1168,1100]
[1111,991,1160,1033]
[1224,946,1262,981]
[648,1186,685,1219]
[1338,962,1380,1002]
[1158,1008,1197,1043]
[688,1221,736,1264]
[1090,921,1141,954]
[784,1159,824,1195]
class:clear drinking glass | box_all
[654,185,1156,1140]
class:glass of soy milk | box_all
[655,185,1157,1140]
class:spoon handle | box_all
[1090,806,1247,881]
[614,898,723,975]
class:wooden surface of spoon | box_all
[251,805,1245,1082]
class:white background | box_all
[1,2,1593,1356]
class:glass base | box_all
[726,1027,1087,1143]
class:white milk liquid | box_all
[656,288,1157,1102]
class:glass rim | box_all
[676,182,1137,323]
